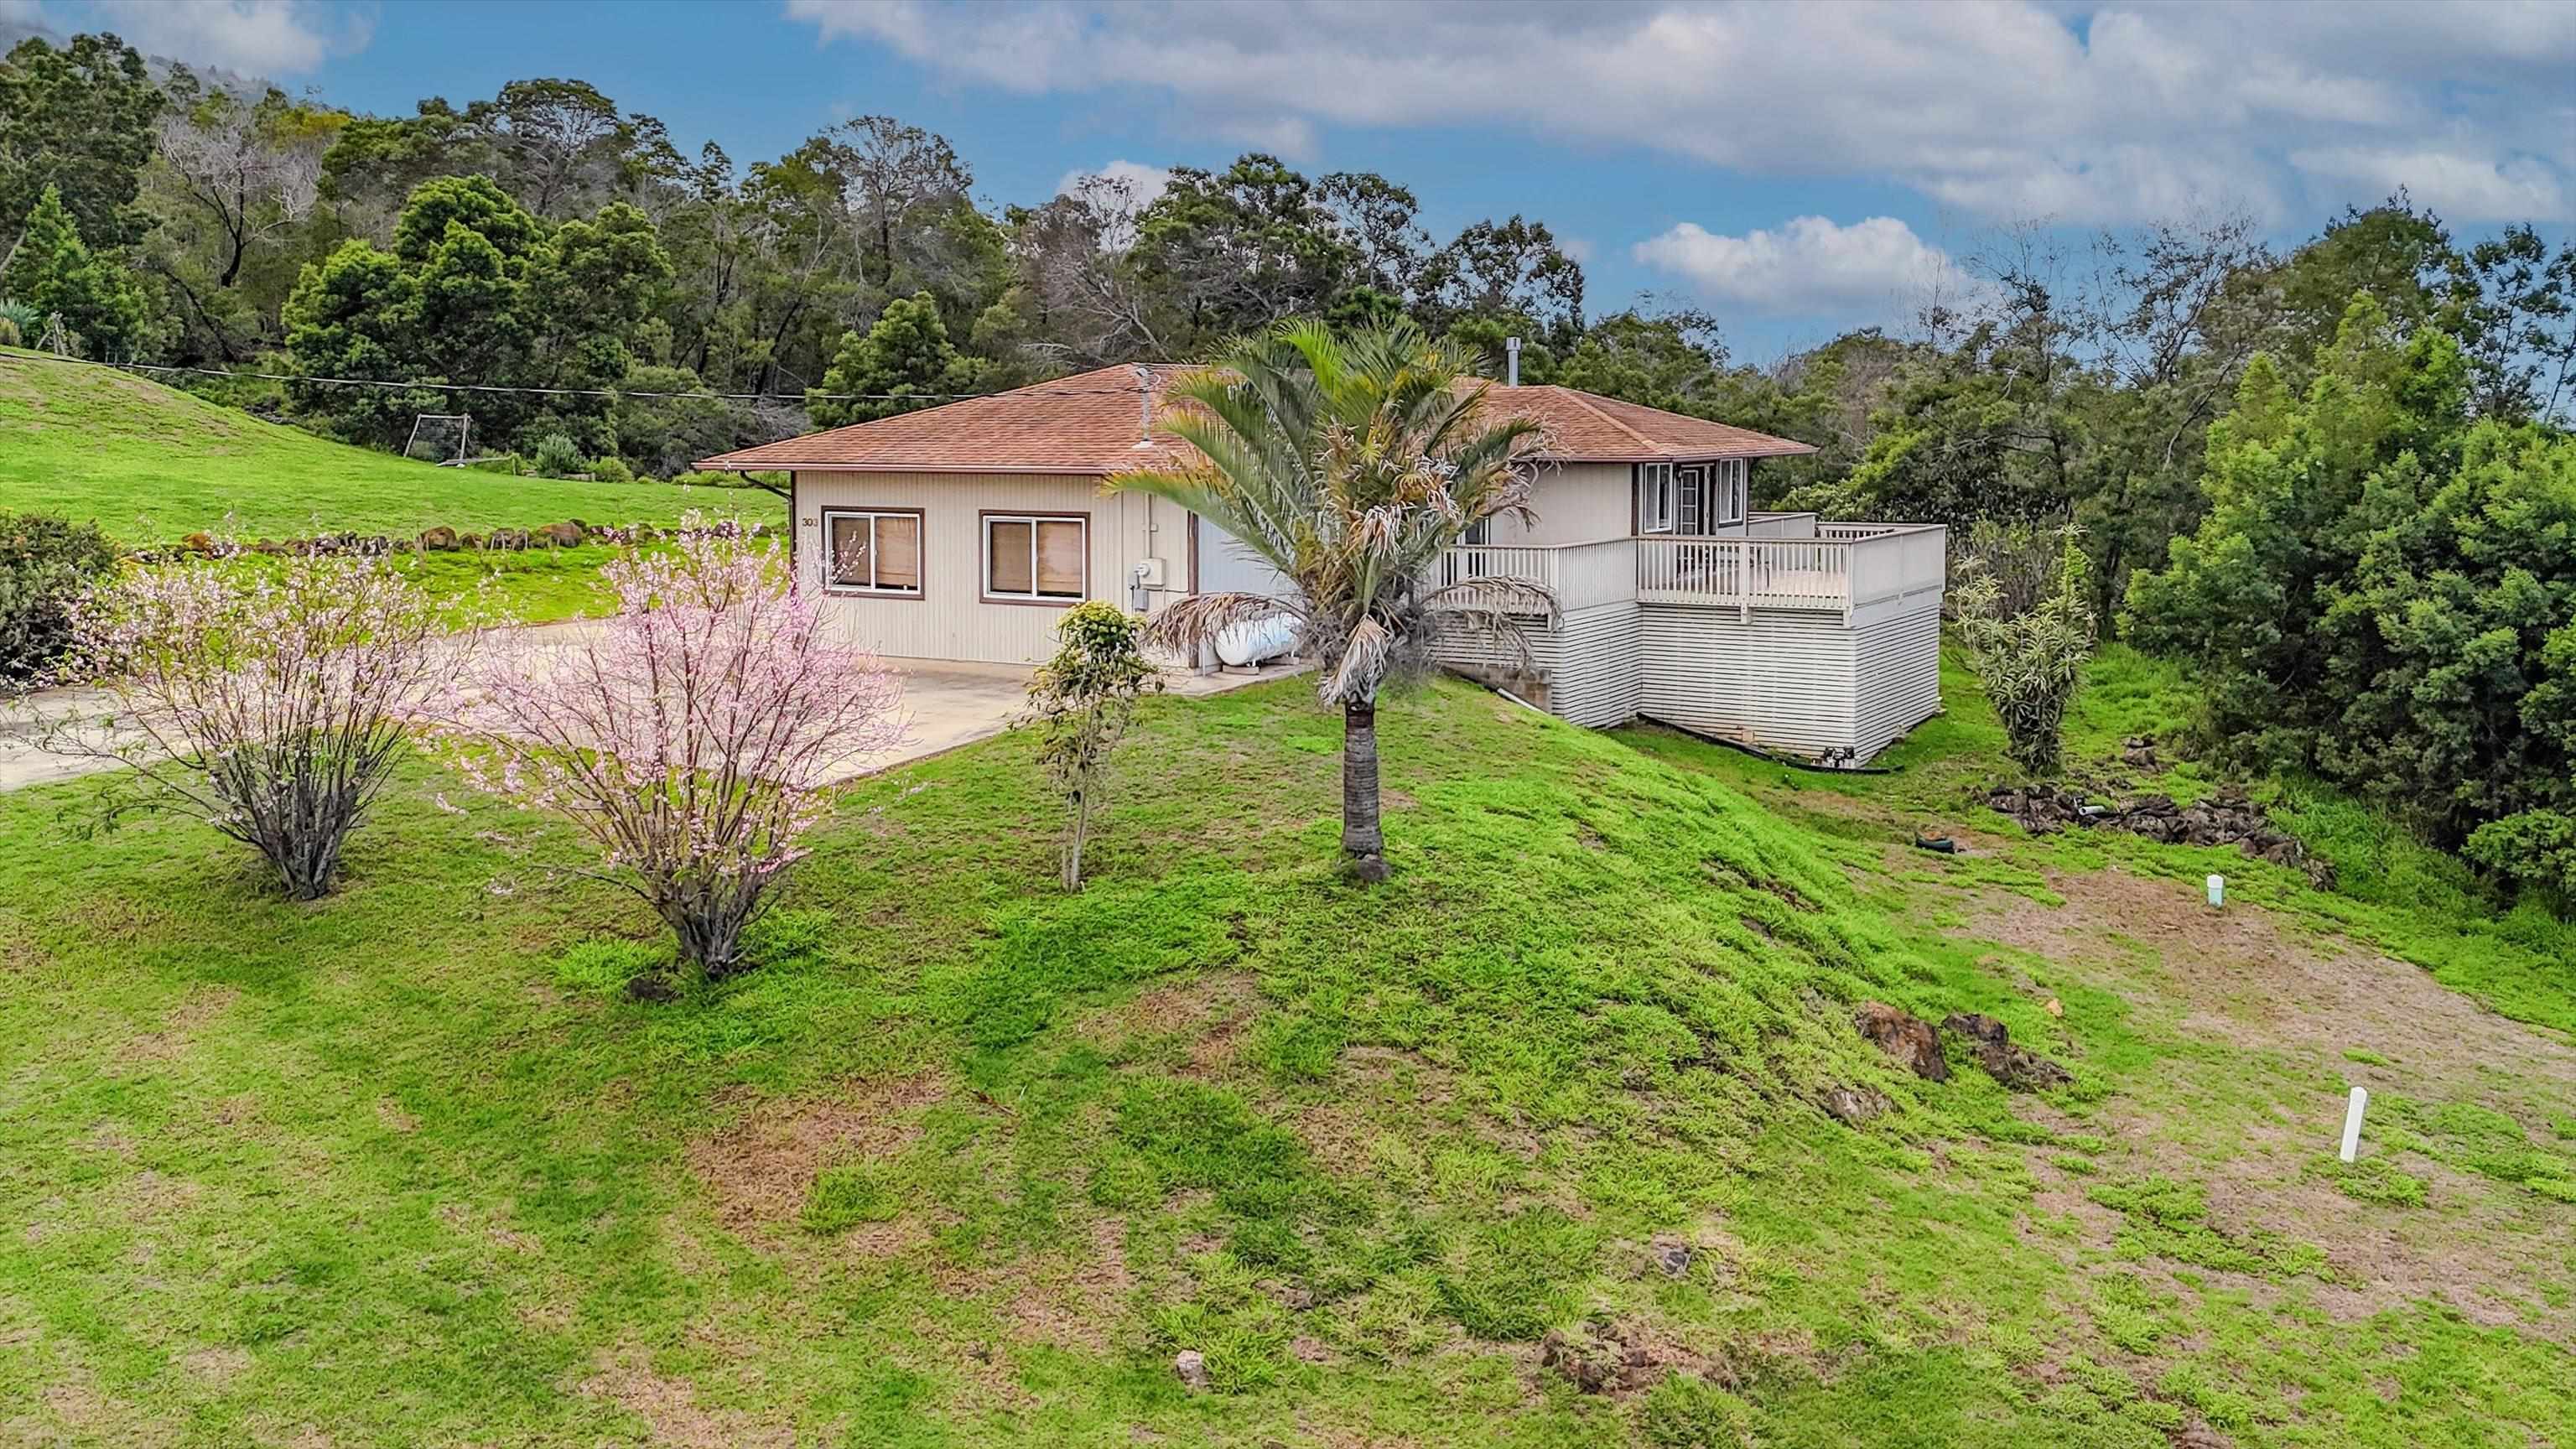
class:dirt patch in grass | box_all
[178,1345,252,1386]
[1075,970,1260,1077]
[579,1349,796,1448]
[120,984,239,1065]
[1960,865,2573,1088]
[685,1071,950,1230]
[994,1212,1138,1351]
[1976,865,2576,1339]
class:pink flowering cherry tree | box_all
[42,548,460,900]
[426,522,903,977]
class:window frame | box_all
[1636,461,1677,535]
[979,509,1090,606]
[1714,458,1748,527]
[818,506,927,599]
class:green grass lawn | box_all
[0,349,766,543]
[1,660,2568,1446]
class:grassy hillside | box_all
[0,662,2568,1446]
[0,350,757,542]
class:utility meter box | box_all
[1135,556,1168,588]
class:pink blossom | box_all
[418,517,904,975]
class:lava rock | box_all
[1853,1001,1948,1082]
[418,525,460,551]
[1649,1236,1695,1279]
[624,973,678,1003]
[538,521,586,548]
[1984,781,2330,891]
[1820,1084,1890,1124]
[1942,1012,2072,1092]
[1173,1349,1210,1391]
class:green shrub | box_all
[528,433,585,479]
[2464,810,2576,903]
[1955,527,2097,776]
[0,509,119,683]
[1019,600,1162,890]
[588,454,634,484]
[2125,307,2575,872]
[0,316,19,349]
[0,299,36,340]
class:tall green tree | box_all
[281,175,667,450]
[0,32,160,258]
[1130,153,1356,349]
[0,183,147,356]
[1113,321,1546,880]
[808,290,989,428]
[2127,293,2573,886]
[1419,216,1585,346]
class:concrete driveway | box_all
[828,656,1303,782]
[0,645,1304,793]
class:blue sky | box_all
[12,0,2573,360]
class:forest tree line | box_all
[3,29,2572,899]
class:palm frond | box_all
[1137,590,1304,656]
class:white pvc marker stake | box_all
[2340,1086,2368,1163]
[2206,873,2225,908]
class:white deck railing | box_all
[1635,524,1945,614]
[1432,538,1638,614]
[1436,523,1945,621]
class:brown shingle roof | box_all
[697,366,1814,472]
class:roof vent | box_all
[1505,336,1521,387]
[1132,363,1156,449]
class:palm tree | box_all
[1113,320,1550,880]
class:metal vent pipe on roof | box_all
[1131,363,1155,447]
[1505,336,1520,387]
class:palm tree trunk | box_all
[1341,701,1390,880]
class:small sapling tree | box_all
[1017,600,1162,891]
[1954,526,2097,776]
[428,524,902,976]
[43,548,458,898]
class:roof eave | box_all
[1537,442,1819,464]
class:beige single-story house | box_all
[699,364,1945,765]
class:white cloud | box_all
[91,0,361,76]
[0,0,51,28]
[1634,216,1975,314]
[2291,146,2570,223]
[1057,159,1171,208]
[785,0,2576,224]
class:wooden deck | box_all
[1434,522,1946,620]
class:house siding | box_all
[792,470,1187,665]
[1483,463,1634,547]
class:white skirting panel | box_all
[1440,594,1942,765]
[1851,605,1943,759]
[1639,605,1857,757]
[1540,601,1644,727]
[1431,601,1641,728]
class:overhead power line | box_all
[0,348,1160,405]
